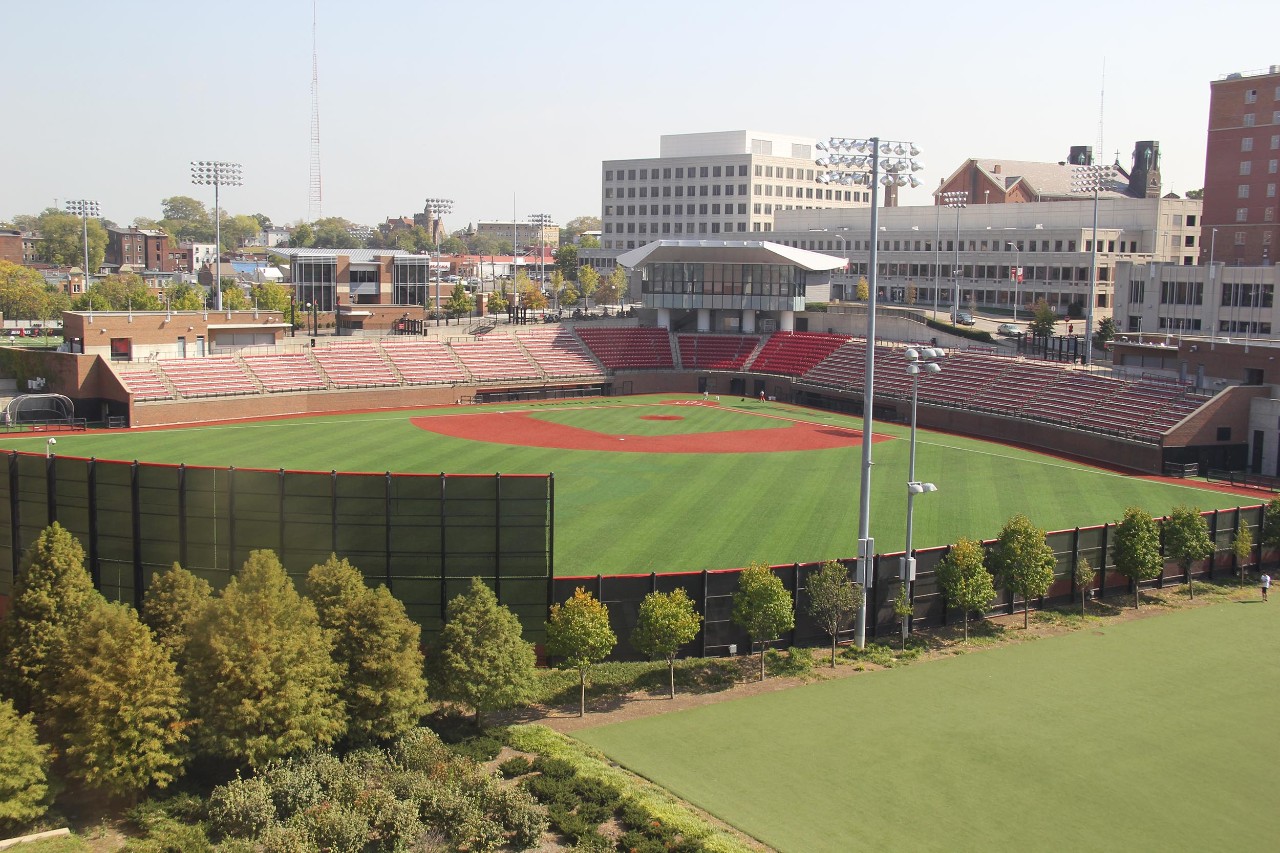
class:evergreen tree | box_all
[0,523,97,714]
[306,555,428,743]
[989,514,1056,628]
[546,587,616,716]
[186,550,345,768]
[1163,506,1213,599]
[0,698,50,831]
[935,537,996,640]
[435,577,536,725]
[632,588,702,696]
[1111,507,1163,609]
[50,600,185,799]
[805,560,861,667]
[731,563,795,682]
[142,563,212,666]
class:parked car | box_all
[997,323,1022,337]
[951,311,976,326]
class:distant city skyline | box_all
[1,0,1275,236]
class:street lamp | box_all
[1070,164,1118,366]
[808,228,850,299]
[902,346,943,643]
[816,136,923,649]
[529,213,553,311]
[64,199,99,292]
[423,198,454,325]
[191,161,243,311]
[941,191,967,318]
[1006,241,1022,322]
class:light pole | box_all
[191,161,242,312]
[902,346,943,643]
[808,228,849,299]
[529,213,553,311]
[423,198,453,325]
[941,191,967,318]
[1006,241,1022,322]
[64,199,99,292]
[816,136,923,649]
[1071,164,1117,366]
[45,438,56,459]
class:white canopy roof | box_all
[615,240,846,271]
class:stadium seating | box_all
[156,357,258,398]
[516,329,604,378]
[242,352,328,393]
[451,337,541,382]
[676,334,761,371]
[379,339,469,385]
[575,327,675,370]
[116,367,173,401]
[750,332,850,377]
[311,344,399,388]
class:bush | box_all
[487,784,548,850]
[259,759,324,819]
[498,756,533,778]
[292,802,367,853]
[764,648,814,677]
[573,776,620,807]
[446,734,503,762]
[531,755,575,780]
[121,815,210,853]
[258,822,312,853]
[207,775,277,840]
[524,772,577,809]
[418,781,505,852]
[392,728,455,774]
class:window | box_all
[1244,114,1256,126]
[699,167,709,178]
[1236,230,1247,243]
[1239,184,1251,198]
[1243,138,1255,152]
[737,204,746,214]
[675,167,684,179]
[1267,207,1276,222]
[739,165,748,176]
[1269,184,1277,198]
[699,186,708,196]
[1188,215,1197,226]
[605,170,613,180]
[1246,89,1258,104]
[627,169,636,180]
[738,184,747,195]
[639,169,647,180]
[1241,161,1253,175]
[662,168,671,179]
[1271,159,1279,173]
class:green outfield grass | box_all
[577,601,1279,852]
[0,395,1254,576]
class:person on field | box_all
[1262,572,1271,601]
[759,390,766,402]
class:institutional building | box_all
[600,131,871,252]
[269,247,441,310]
[1201,65,1280,266]
[474,221,560,250]
[1114,260,1278,339]
[104,226,177,273]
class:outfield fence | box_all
[0,452,554,641]
[555,505,1267,660]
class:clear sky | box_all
[1,0,1276,234]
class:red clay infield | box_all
[410,410,884,454]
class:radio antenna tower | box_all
[308,0,323,221]
[1096,58,1106,165]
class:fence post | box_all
[1209,509,1219,582]
[790,563,800,648]
[700,569,709,657]
[45,451,56,527]
[87,458,99,587]
[131,460,143,609]
[1099,522,1109,602]
[1070,527,1081,606]
[1157,515,1166,589]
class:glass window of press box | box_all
[294,259,336,311]
[393,259,430,305]
[640,263,807,307]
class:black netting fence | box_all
[0,453,552,641]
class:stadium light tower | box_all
[423,197,453,325]
[529,213,553,308]
[815,136,923,649]
[1071,164,1118,366]
[191,161,243,311]
[902,347,943,643]
[63,199,99,289]
[940,191,967,317]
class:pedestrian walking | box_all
[1262,572,1271,601]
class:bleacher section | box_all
[379,339,468,385]
[677,334,760,371]
[311,344,400,388]
[749,332,849,377]
[116,367,173,401]
[155,357,257,398]
[242,352,328,393]
[451,337,541,382]
[575,327,675,370]
[516,329,603,378]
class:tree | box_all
[559,281,580,310]
[250,281,292,312]
[306,555,428,744]
[222,214,262,251]
[579,234,601,249]
[731,562,794,682]
[548,270,566,310]
[936,538,996,640]
[35,209,107,271]
[0,523,96,715]
[1185,188,1204,200]
[49,599,185,799]
[805,560,861,666]
[142,562,212,665]
[441,236,467,255]
[989,514,1056,628]
[165,281,206,311]
[73,273,161,312]
[159,196,212,242]
[856,276,870,301]
[288,222,315,248]
[561,215,601,244]
[516,271,546,311]
[1111,507,1163,609]
[487,287,509,314]
[632,589,701,697]
[1233,521,1254,588]
[185,550,345,768]
[1028,298,1058,338]
[310,217,363,250]
[1163,505,1213,599]
[0,261,51,320]
[577,264,600,309]
[221,281,250,310]
[0,699,50,831]
[1074,558,1097,616]
[546,588,616,717]
[553,245,579,281]
[1260,497,1280,552]
[445,282,474,321]
[1095,316,1117,349]
[604,265,629,307]
[435,577,536,725]
[892,583,913,650]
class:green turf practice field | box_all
[0,395,1255,576]
[577,601,1279,852]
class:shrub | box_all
[293,802,368,853]
[207,775,276,840]
[392,727,455,774]
[418,781,504,852]
[259,759,324,819]
[498,756,533,778]
[121,815,210,853]
[531,755,576,780]
[524,772,577,809]
[446,734,503,762]
[258,823,312,853]
[764,648,814,678]
[488,784,548,850]
[0,698,51,831]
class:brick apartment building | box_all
[0,229,22,265]
[105,226,177,273]
[1202,65,1280,266]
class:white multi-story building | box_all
[1115,260,1279,339]
[600,131,871,252]
[768,197,1203,320]
[181,242,217,274]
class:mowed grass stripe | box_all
[577,602,1280,853]
[0,395,1254,575]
